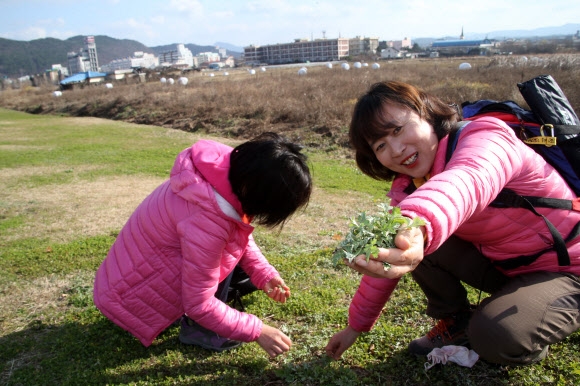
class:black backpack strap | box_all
[445,122,576,268]
[491,189,572,267]
[552,124,580,135]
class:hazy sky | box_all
[1,0,578,48]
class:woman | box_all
[325,81,580,366]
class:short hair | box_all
[349,81,460,181]
[229,132,312,227]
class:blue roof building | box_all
[60,71,108,87]
[431,38,496,55]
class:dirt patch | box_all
[0,272,87,335]
[274,187,376,251]
[1,174,165,243]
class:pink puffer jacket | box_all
[93,140,279,346]
[348,117,580,332]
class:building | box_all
[223,56,235,68]
[431,38,496,55]
[59,71,108,89]
[101,52,159,73]
[244,38,350,65]
[196,52,221,65]
[159,44,196,68]
[430,29,497,56]
[387,37,413,50]
[381,47,402,59]
[67,36,100,74]
[46,64,68,84]
[348,36,380,56]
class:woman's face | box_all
[368,102,439,179]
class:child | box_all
[94,132,312,358]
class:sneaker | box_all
[178,317,242,352]
[408,311,471,356]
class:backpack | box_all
[446,75,580,269]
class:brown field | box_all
[1,54,579,150]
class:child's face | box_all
[368,102,438,179]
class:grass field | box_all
[1,107,580,386]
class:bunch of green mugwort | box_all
[332,202,425,267]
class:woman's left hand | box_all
[263,276,291,303]
[346,226,425,279]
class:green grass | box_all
[1,108,579,385]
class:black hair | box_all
[349,80,460,181]
[229,132,312,228]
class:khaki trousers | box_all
[411,236,580,365]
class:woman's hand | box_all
[263,276,291,303]
[256,324,292,358]
[325,325,361,360]
[346,226,425,279]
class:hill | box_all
[0,36,242,78]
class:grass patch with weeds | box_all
[1,108,579,385]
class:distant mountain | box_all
[0,36,242,77]
[0,35,151,77]
[466,23,580,40]
[149,43,242,59]
[214,42,244,53]
[1,23,577,77]
[414,23,580,45]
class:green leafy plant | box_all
[332,202,425,268]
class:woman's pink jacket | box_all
[348,117,580,332]
[93,140,279,346]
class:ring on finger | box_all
[383,262,391,272]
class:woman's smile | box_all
[402,152,419,167]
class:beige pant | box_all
[412,236,580,365]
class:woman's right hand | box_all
[256,324,292,358]
[346,225,425,279]
[325,325,361,360]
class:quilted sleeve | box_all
[177,209,263,342]
[400,117,524,254]
[348,276,400,332]
[236,235,280,290]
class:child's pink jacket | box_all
[348,117,580,332]
[93,140,279,346]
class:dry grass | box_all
[0,173,165,243]
[2,55,579,150]
[0,272,91,335]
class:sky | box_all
[1,0,578,49]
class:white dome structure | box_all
[168,78,175,84]
[298,67,307,75]
[177,77,188,85]
[458,62,472,70]
[249,69,256,75]
[160,77,167,84]
[52,91,62,97]
[372,63,380,69]
[353,62,362,69]
[326,62,333,69]
[341,63,350,70]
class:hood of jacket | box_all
[169,139,244,216]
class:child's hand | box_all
[256,324,292,358]
[263,276,290,303]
